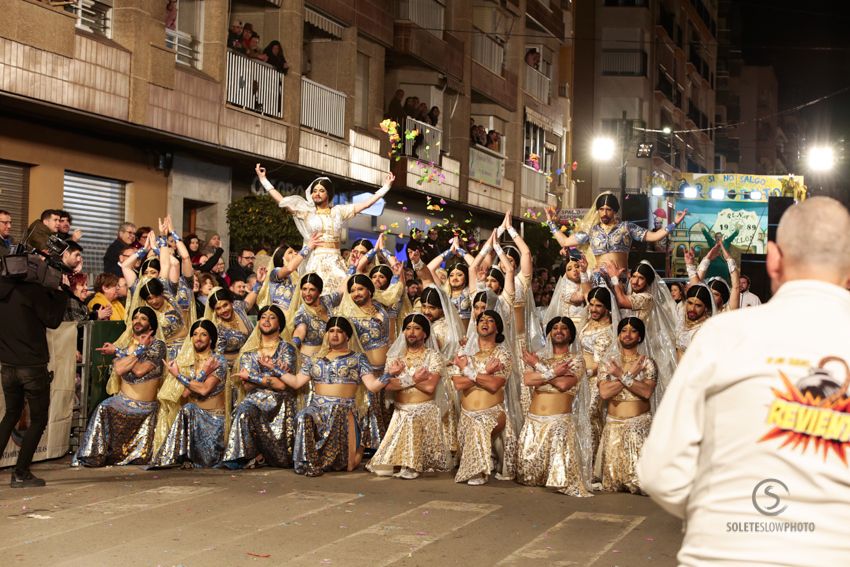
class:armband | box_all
[726,258,738,274]
[365,248,378,261]
[457,248,468,257]
[380,248,395,261]
[547,221,558,234]
[292,337,302,349]
[534,362,555,381]
[156,236,168,249]
[620,373,635,388]
[252,282,261,293]
[442,249,453,260]
[507,226,519,239]
[135,248,148,260]
[611,276,620,286]
[170,231,181,242]
[493,243,504,257]
[697,257,710,274]
[298,246,311,258]
[398,369,415,389]
[686,265,698,279]
[478,242,492,257]
[259,177,275,193]
[496,226,505,238]
[665,222,677,233]
[114,347,128,359]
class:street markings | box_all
[497,511,646,566]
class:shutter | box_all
[63,171,126,274]
[0,161,30,241]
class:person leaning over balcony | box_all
[234,23,254,53]
[227,19,243,50]
[263,40,289,74]
[245,33,268,62]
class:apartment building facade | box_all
[572,0,717,206]
[0,0,574,266]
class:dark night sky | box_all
[739,0,850,199]
[740,1,850,136]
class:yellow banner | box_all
[679,173,806,201]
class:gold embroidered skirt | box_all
[516,412,592,497]
[455,403,516,483]
[367,401,450,474]
[442,375,459,454]
[599,412,652,494]
[304,248,348,297]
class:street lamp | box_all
[807,146,835,172]
[591,137,616,161]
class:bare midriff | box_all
[121,380,160,402]
[595,252,629,271]
[582,353,598,377]
[314,383,358,398]
[194,392,226,411]
[530,391,574,416]
[460,386,504,411]
[364,346,389,368]
[395,388,434,404]
[607,398,650,419]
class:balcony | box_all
[524,66,551,104]
[522,165,550,203]
[687,105,709,130]
[601,49,648,77]
[165,28,201,69]
[688,50,711,84]
[655,72,681,107]
[65,0,111,37]
[469,145,505,187]
[403,117,442,164]
[397,0,445,39]
[226,50,285,119]
[472,29,505,76]
[393,19,463,81]
[301,78,346,138]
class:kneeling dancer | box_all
[517,316,592,496]
[368,313,450,479]
[152,319,227,468]
[598,317,657,494]
[450,310,517,485]
[286,317,387,476]
[74,307,166,466]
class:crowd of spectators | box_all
[469,120,503,153]
[385,89,440,127]
[227,19,289,75]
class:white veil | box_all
[277,177,331,241]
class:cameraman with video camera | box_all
[0,235,72,488]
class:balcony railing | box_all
[522,165,549,202]
[601,49,648,76]
[403,117,442,162]
[524,66,551,104]
[226,50,285,118]
[397,0,445,39]
[166,28,201,69]
[301,78,346,138]
[469,146,505,187]
[472,29,505,76]
[65,0,112,37]
[656,71,681,107]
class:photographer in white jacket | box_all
[638,196,850,566]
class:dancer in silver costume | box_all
[517,316,592,497]
[152,319,227,468]
[222,305,298,468]
[74,307,166,467]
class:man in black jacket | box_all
[0,269,68,488]
[103,222,137,276]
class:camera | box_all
[0,235,70,289]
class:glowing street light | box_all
[682,185,698,199]
[807,146,835,172]
[651,186,665,196]
[710,187,725,200]
[591,137,616,161]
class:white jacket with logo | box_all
[638,280,850,566]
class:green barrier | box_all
[86,321,126,416]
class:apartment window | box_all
[63,171,126,273]
[65,0,112,37]
[354,53,370,128]
[165,0,203,69]
[0,162,29,241]
[524,121,545,163]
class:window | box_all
[63,172,126,274]
[524,121,545,164]
[65,0,112,37]
[354,53,370,128]
[0,162,29,241]
[165,0,203,69]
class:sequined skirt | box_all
[516,413,592,497]
[73,393,158,467]
[294,395,359,477]
[367,401,450,474]
[150,404,225,468]
[442,375,459,454]
[455,403,516,483]
[599,412,652,495]
[222,389,298,468]
[587,374,605,473]
[304,248,347,297]
[361,365,391,450]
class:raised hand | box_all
[578,255,588,272]
[545,205,557,222]
[257,266,268,283]
[167,361,180,378]
[383,171,395,186]
[258,355,276,371]
[553,360,574,377]
[255,163,267,180]
[606,359,624,379]
[684,249,695,265]
[674,209,688,225]
[484,357,503,375]
[137,331,154,347]
[203,356,221,375]
[158,217,168,235]
[96,342,117,356]
[387,359,406,376]
[413,367,429,382]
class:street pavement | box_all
[0,457,683,566]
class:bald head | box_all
[767,196,850,291]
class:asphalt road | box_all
[0,457,683,566]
